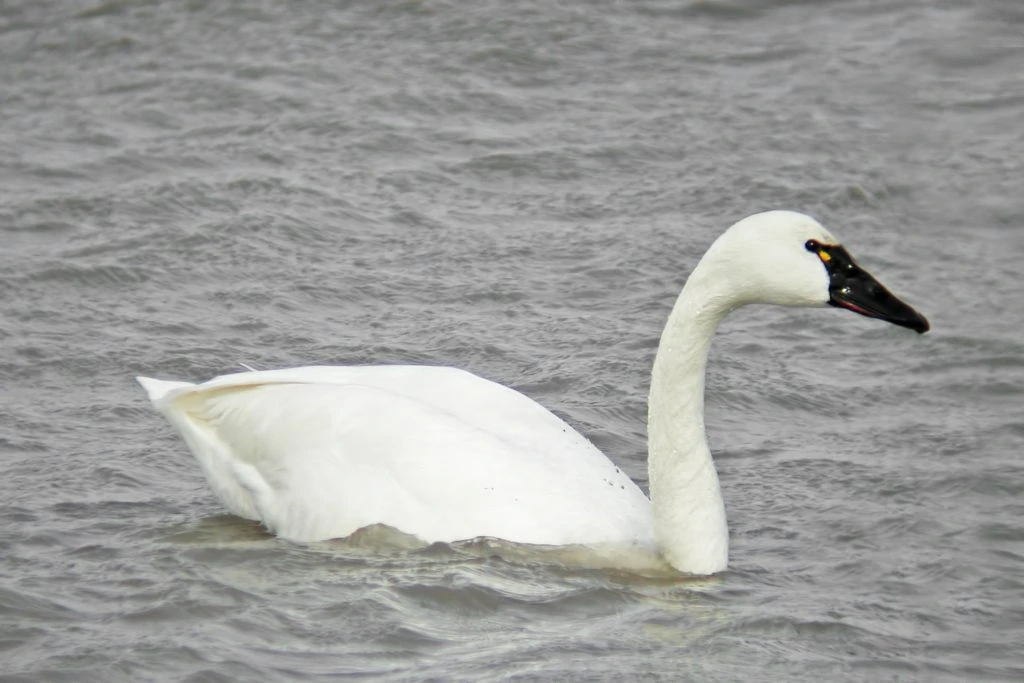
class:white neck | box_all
[647,261,734,575]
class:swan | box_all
[138,211,929,575]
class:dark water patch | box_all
[448,150,585,182]
[978,522,1024,543]
[1,219,78,234]
[26,263,149,287]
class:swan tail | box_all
[137,374,265,521]
[136,376,195,410]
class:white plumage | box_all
[139,211,927,574]
[138,365,655,549]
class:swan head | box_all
[697,211,929,333]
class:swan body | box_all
[138,365,655,549]
[140,211,929,574]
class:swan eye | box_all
[806,240,832,264]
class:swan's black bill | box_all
[808,242,930,334]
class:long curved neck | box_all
[648,265,733,575]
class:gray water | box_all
[2,0,1022,680]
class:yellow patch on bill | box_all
[818,250,831,263]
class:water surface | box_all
[2,1,1022,680]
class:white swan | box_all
[138,211,928,575]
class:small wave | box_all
[33,262,149,287]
